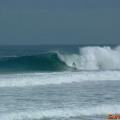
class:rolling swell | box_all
[0,52,68,72]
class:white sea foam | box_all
[1,104,120,120]
[0,71,120,87]
[59,46,120,70]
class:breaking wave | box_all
[1,46,120,72]
[59,45,120,70]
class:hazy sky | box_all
[0,0,120,45]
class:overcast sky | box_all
[0,0,120,45]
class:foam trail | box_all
[1,104,120,120]
[0,71,120,87]
[59,46,120,70]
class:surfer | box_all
[72,62,77,70]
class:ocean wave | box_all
[1,104,120,120]
[0,71,120,87]
[1,46,120,72]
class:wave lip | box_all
[1,104,120,120]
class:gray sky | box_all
[0,0,120,45]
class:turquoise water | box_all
[0,45,120,120]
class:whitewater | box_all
[1,104,120,120]
[59,46,120,70]
[0,71,120,87]
[0,45,120,120]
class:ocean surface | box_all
[0,45,120,120]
